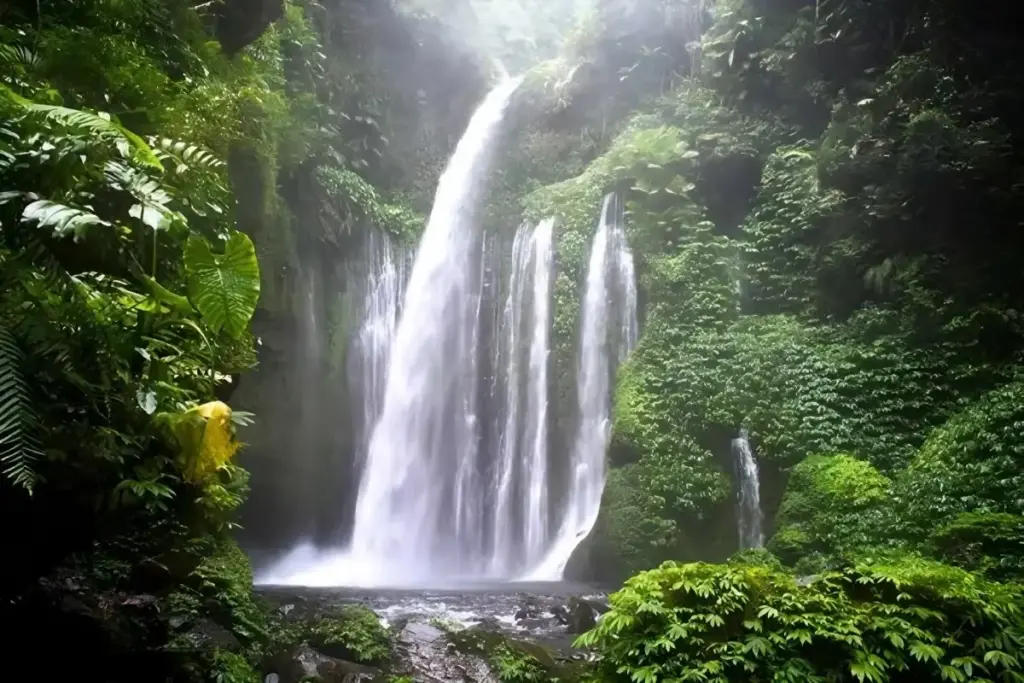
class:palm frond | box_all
[0,323,41,492]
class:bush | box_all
[306,605,390,666]
[769,454,890,564]
[893,380,1024,540]
[930,512,1024,582]
[579,556,1024,683]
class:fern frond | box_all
[149,137,224,172]
[0,44,40,69]
[104,161,174,229]
[0,324,41,492]
[22,199,110,240]
[0,86,163,171]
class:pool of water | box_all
[256,581,609,650]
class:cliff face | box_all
[215,0,285,54]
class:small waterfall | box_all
[732,429,764,550]
[348,231,410,469]
[523,218,554,565]
[528,193,638,579]
[490,225,530,573]
[489,220,555,574]
[342,77,523,585]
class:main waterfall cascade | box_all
[256,81,639,587]
[732,429,764,550]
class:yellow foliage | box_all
[166,400,241,483]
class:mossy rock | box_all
[446,627,588,683]
[305,605,391,667]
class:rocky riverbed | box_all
[256,582,610,683]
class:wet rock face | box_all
[565,597,597,634]
[269,644,384,683]
[393,622,498,683]
[256,584,607,682]
[214,0,283,55]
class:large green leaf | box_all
[184,232,260,338]
[0,324,41,492]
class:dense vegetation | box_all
[2,0,1023,681]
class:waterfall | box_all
[527,193,638,580]
[348,231,410,470]
[489,219,555,574]
[732,430,764,550]
[256,85,646,587]
[338,78,523,585]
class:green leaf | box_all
[0,324,41,492]
[22,199,110,239]
[136,389,157,415]
[26,103,163,170]
[184,232,261,338]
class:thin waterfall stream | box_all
[732,429,764,550]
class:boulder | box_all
[565,597,596,635]
[266,644,383,683]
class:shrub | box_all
[769,454,890,564]
[307,605,390,666]
[893,380,1024,540]
[579,556,1024,683]
[930,512,1024,582]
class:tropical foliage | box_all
[579,557,1024,683]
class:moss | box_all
[445,627,587,683]
[929,511,1024,581]
[769,453,891,565]
[205,649,261,683]
[306,605,390,666]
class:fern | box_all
[0,324,41,492]
[0,86,163,170]
[0,44,40,69]
[149,137,224,172]
[184,233,260,339]
[104,161,174,230]
[21,199,110,239]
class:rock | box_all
[267,644,383,683]
[514,604,541,622]
[398,621,445,648]
[177,617,243,651]
[473,616,503,632]
[566,597,596,634]
[516,616,561,631]
[550,604,569,625]
[394,620,498,683]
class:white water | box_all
[527,193,638,579]
[489,220,555,574]
[523,218,554,565]
[259,78,524,586]
[349,231,409,468]
[732,429,764,550]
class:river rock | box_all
[514,598,542,622]
[267,644,383,683]
[394,621,498,683]
[565,597,596,634]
